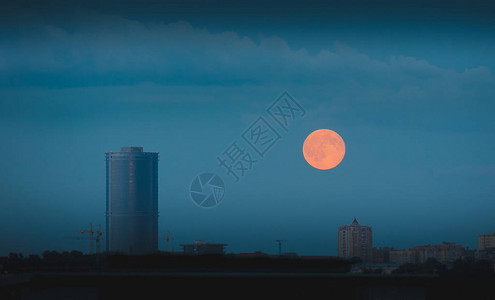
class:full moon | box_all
[303,129,345,170]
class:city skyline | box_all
[1,0,495,257]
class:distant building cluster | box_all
[337,218,495,268]
[377,242,472,265]
[371,238,495,266]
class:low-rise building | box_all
[389,242,469,265]
[390,249,416,265]
[180,240,227,255]
[412,242,466,264]
[372,246,394,264]
[479,233,495,251]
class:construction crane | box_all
[94,224,103,253]
[79,223,95,254]
[276,239,287,256]
[65,223,103,254]
[160,230,174,253]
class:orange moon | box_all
[303,129,345,170]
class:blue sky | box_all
[1,0,495,255]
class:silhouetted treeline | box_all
[393,257,495,277]
[1,251,351,273]
[2,251,494,277]
[446,257,495,277]
[2,251,108,273]
[393,258,446,274]
[107,253,352,273]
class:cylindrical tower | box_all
[106,146,158,254]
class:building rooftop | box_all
[105,146,158,157]
[121,146,143,152]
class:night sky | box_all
[1,0,495,256]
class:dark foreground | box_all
[1,254,494,299]
[1,272,495,300]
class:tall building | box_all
[106,146,159,254]
[338,218,373,262]
[479,233,495,251]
